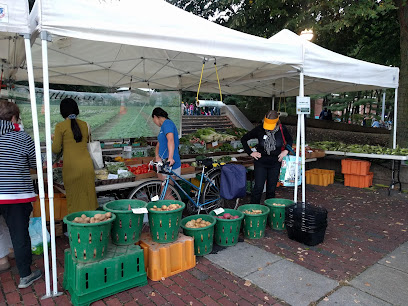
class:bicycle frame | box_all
[160,166,220,209]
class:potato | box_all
[161,205,167,210]
[85,217,90,223]
[94,214,102,220]
[90,217,95,223]
[105,212,112,218]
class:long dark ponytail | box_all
[60,98,82,143]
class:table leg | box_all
[388,160,402,195]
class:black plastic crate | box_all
[286,223,327,246]
[285,202,328,225]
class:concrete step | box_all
[183,122,233,127]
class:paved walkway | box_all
[0,183,407,305]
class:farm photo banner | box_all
[12,86,181,141]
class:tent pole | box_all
[41,32,62,297]
[381,91,386,122]
[299,71,306,204]
[271,95,275,110]
[293,115,301,203]
[393,88,398,149]
[24,35,51,299]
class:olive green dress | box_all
[52,119,98,214]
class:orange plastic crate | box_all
[33,193,67,221]
[341,159,371,175]
[305,169,335,187]
[137,232,196,281]
[344,172,373,188]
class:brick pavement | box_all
[247,183,408,281]
[0,183,406,305]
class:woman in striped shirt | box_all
[0,100,42,288]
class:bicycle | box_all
[128,160,224,214]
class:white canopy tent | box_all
[15,1,401,297]
[268,30,399,203]
[0,0,55,300]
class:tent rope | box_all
[214,61,222,102]
[196,58,223,103]
[196,60,205,102]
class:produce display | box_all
[95,169,109,180]
[271,203,286,207]
[127,163,153,175]
[194,128,237,143]
[224,127,248,138]
[215,212,240,219]
[73,212,112,223]
[312,141,408,155]
[150,203,182,211]
[242,209,263,215]
[185,218,212,228]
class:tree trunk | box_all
[397,1,408,147]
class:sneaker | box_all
[18,270,42,289]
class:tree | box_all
[395,0,408,147]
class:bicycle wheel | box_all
[201,168,224,212]
[128,180,182,202]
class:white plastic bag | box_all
[279,155,302,187]
[29,217,50,255]
[87,123,104,169]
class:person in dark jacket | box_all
[241,110,293,204]
[0,100,42,288]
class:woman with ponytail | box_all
[52,98,97,213]
[241,110,293,204]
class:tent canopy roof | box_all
[268,29,399,96]
[15,1,399,98]
[16,0,303,98]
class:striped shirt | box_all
[0,120,37,204]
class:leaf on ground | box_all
[264,296,269,301]
[299,257,304,261]
[364,282,371,287]
[391,256,396,259]
[151,292,156,296]
[233,280,238,284]
[386,260,391,263]
[320,269,326,272]
[244,280,251,287]
[258,267,263,271]
[189,302,193,305]
[396,222,403,225]
[323,297,329,301]
[368,239,373,242]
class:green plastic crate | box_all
[103,200,147,245]
[237,204,270,239]
[180,215,216,256]
[264,198,294,230]
[147,200,185,243]
[63,244,147,306]
[63,211,116,263]
[209,209,243,247]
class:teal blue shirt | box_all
[158,119,181,169]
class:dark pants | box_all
[0,203,33,277]
[251,161,282,204]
